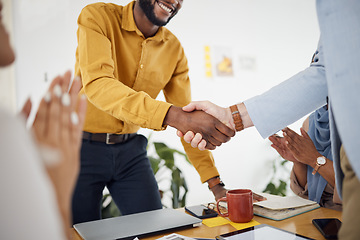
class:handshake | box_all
[164,101,250,150]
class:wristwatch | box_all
[207,176,225,189]
[312,156,326,175]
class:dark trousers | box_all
[72,134,162,224]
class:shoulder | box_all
[79,2,123,19]
[161,28,185,56]
[162,28,182,46]
[82,2,122,12]
[78,3,124,32]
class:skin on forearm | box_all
[293,162,307,188]
[288,142,335,188]
[209,184,227,201]
[314,157,336,188]
[237,102,254,129]
[163,105,183,128]
[282,127,336,188]
[177,101,246,150]
[59,201,72,240]
[47,170,74,239]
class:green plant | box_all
[101,134,191,218]
[101,193,121,218]
[148,137,191,209]
[262,156,290,196]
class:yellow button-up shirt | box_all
[75,1,219,183]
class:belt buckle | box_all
[106,133,116,144]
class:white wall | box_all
[12,0,320,206]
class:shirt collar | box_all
[122,1,168,42]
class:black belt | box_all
[82,131,137,144]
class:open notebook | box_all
[74,208,202,240]
[253,193,320,221]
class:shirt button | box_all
[140,64,144,69]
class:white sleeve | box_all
[0,110,65,240]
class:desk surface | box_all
[72,207,342,240]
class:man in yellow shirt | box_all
[72,0,234,224]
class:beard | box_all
[138,0,176,27]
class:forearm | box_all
[242,64,328,138]
[58,201,72,240]
[207,176,227,201]
[163,105,183,128]
[234,102,254,130]
[84,79,171,130]
[293,162,307,189]
[216,102,253,133]
[310,158,336,188]
[47,174,73,239]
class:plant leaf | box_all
[154,142,175,169]
[149,156,161,175]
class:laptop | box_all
[73,208,202,240]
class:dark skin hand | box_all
[210,184,227,201]
[269,133,308,188]
[270,127,335,188]
[163,106,235,150]
[210,185,267,202]
[269,134,299,163]
[282,127,322,167]
[282,127,335,188]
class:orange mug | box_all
[216,189,253,223]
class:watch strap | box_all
[312,156,326,175]
[312,164,321,175]
[230,104,244,132]
[207,177,225,189]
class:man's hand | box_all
[164,106,235,150]
[183,101,234,129]
[176,101,234,150]
[210,184,227,201]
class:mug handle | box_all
[216,197,228,217]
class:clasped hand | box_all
[167,101,235,150]
[269,127,321,167]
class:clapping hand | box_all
[268,134,299,163]
[21,71,87,235]
[281,127,322,166]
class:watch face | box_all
[317,156,326,165]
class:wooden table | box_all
[72,207,342,240]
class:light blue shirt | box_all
[244,0,360,198]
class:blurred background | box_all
[0,0,320,208]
